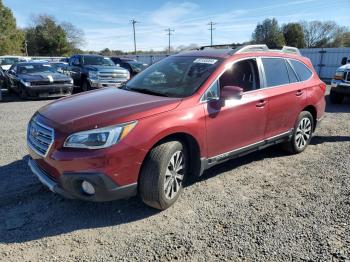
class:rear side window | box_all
[289,59,312,81]
[262,58,289,87]
[285,60,299,83]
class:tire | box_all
[139,141,188,210]
[82,79,91,92]
[5,81,12,95]
[329,90,344,104]
[283,111,314,154]
[19,85,28,100]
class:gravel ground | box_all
[0,88,349,261]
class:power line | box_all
[208,21,216,46]
[130,19,139,55]
[165,28,175,54]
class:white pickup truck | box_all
[330,61,350,104]
[0,56,30,71]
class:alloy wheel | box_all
[295,117,312,149]
[164,151,185,200]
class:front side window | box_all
[262,58,289,87]
[289,59,312,81]
[203,80,220,101]
[125,56,222,98]
[219,59,260,92]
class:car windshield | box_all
[17,64,57,74]
[128,61,147,72]
[82,56,114,66]
[124,56,222,98]
[0,57,20,65]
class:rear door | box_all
[260,57,307,138]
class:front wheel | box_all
[283,111,314,154]
[82,79,91,92]
[19,85,28,100]
[139,141,188,210]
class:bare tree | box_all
[61,22,86,51]
[301,20,347,48]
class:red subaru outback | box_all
[27,45,326,210]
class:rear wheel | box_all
[139,140,188,210]
[283,111,314,154]
[329,90,344,104]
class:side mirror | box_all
[221,86,243,100]
[341,57,348,65]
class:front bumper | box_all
[27,84,73,98]
[88,78,125,88]
[28,158,137,201]
[331,79,350,95]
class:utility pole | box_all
[208,21,216,46]
[165,28,175,54]
[130,19,139,55]
[24,40,28,56]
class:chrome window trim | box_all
[27,118,55,158]
[200,55,314,104]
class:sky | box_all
[3,0,350,52]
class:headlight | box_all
[69,78,74,84]
[64,121,137,149]
[88,70,98,79]
[334,71,344,80]
[20,80,31,87]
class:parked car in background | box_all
[5,62,73,99]
[27,45,326,210]
[330,62,350,103]
[110,57,148,77]
[66,54,130,92]
[0,56,30,70]
[49,62,68,74]
[0,67,5,100]
[59,57,69,63]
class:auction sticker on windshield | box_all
[193,58,218,64]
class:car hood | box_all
[38,88,182,133]
[19,72,71,82]
[338,64,350,71]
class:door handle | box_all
[296,90,303,96]
[256,99,266,107]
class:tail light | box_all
[319,82,326,94]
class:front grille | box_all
[31,80,71,86]
[346,72,350,82]
[27,118,54,157]
[98,71,128,81]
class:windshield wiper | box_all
[129,87,170,97]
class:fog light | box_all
[81,180,95,195]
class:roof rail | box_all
[281,46,301,55]
[235,44,269,54]
[199,44,241,50]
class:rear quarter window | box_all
[289,59,312,81]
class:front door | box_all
[204,58,268,158]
